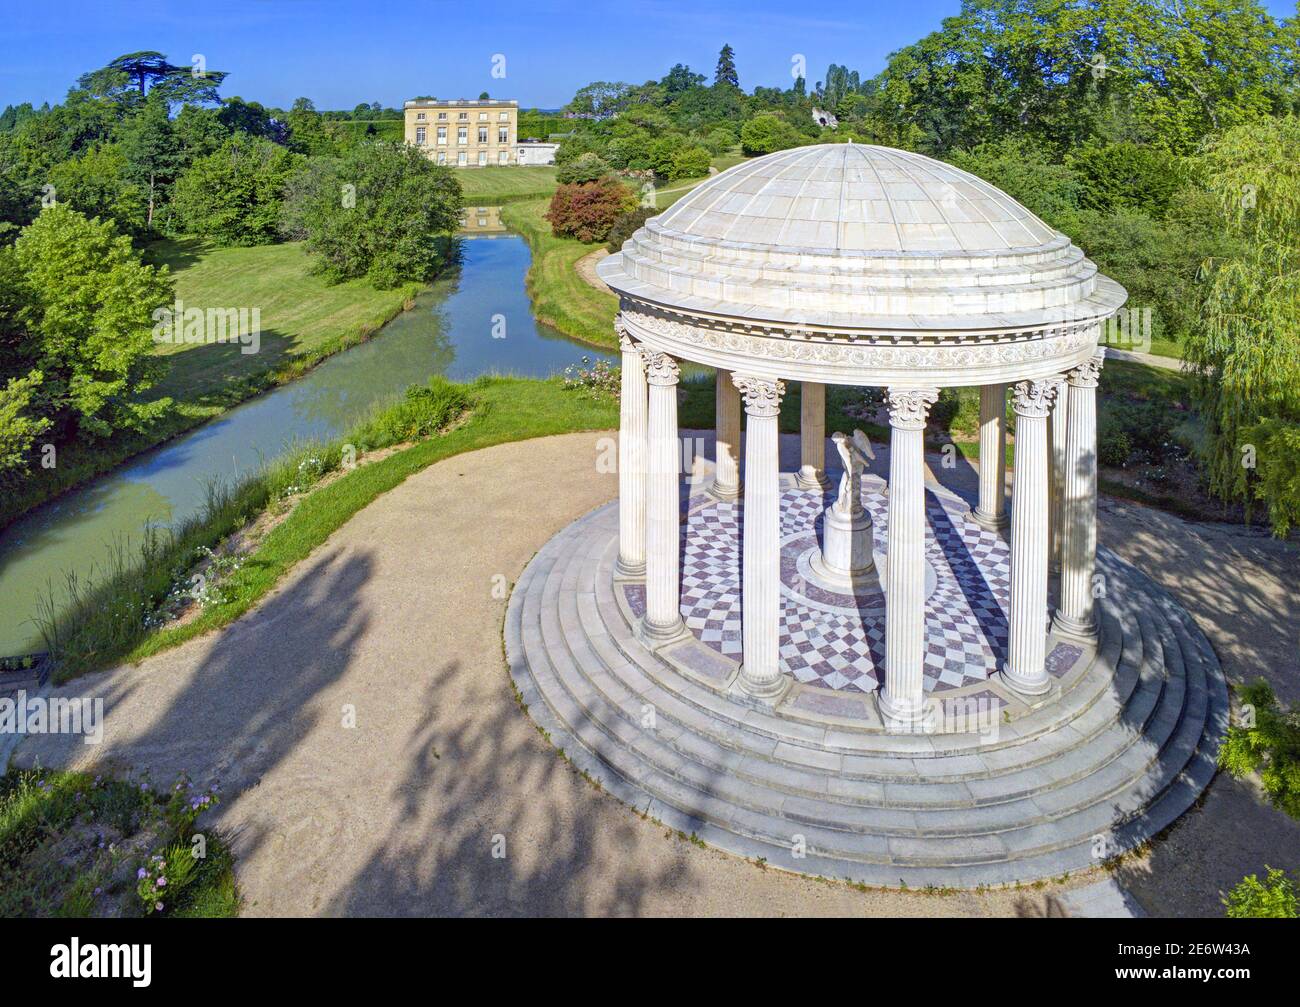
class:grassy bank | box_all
[501,199,619,349]
[147,238,424,403]
[0,768,238,918]
[458,165,559,204]
[39,375,619,681]
[2,238,424,531]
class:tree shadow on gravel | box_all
[323,659,698,917]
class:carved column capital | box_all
[1066,351,1105,388]
[731,374,785,417]
[885,387,939,430]
[615,317,637,354]
[1011,378,1061,418]
[642,351,680,386]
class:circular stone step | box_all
[505,499,1228,888]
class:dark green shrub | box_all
[606,206,656,252]
[1098,424,1133,467]
[1219,679,1300,821]
[556,153,612,186]
[1099,399,1178,466]
[670,146,711,180]
[357,376,473,445]
[1224,867,1298,918]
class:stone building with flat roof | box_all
[405,98,518,167]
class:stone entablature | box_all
[618,302,1105,387]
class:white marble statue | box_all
[832,429,874,516]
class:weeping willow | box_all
[1186,116,1300,535]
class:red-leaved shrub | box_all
[545,177,639,243]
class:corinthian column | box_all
[1049,387,1070,573]
[1003,377,1061,696]
[641,351,686,644]
[973,383,1008,531]
[1054,351,1105,643]
[733,374,788,700]
[797,381,830,491]
[712,368,741,500]
[616,321,647,577]
[879,386,939,730]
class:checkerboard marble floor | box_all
[661,483,1013,695]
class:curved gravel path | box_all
[12,431,1297,916]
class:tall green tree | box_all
[47,143,147,236]
[714,44,739,89]
[1186,115,1300,534]
[281,142,461,288]
[0,205,172,439]
[77,51,228,108]
[172,136,303,245]
[1098,0,1299,153]
[118,94,179,228]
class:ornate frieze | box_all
[1011,378,1062,418]
[620,305,1103,374]
[732,374,785,417]
[886,387,940,430]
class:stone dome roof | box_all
[597,143,1126,334]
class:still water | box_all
[0,233,614,654]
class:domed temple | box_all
[507,144,1227,886]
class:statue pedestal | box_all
[812,505,875,584]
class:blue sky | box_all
[3,0,1296,112]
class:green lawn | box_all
[147,238,422,404]
[500,199,619,349]
[457,165,560,204]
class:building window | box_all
[437,112,447,120]
[478,126,488,143]
[478,150,487,166]
[458,112,468,120]
[416,112,426,120]
[415,126,426,145]
[437,126,446,144]
[499,111,509,121]
[457,151,467,166]
[437,151,446,165]
[478,111,488,120]
[458,127,467,144]
[498,126,508,144]
[498,149,508,164]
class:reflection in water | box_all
[458,205,506,233]
[0,234,615,654]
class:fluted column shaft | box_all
[797,381,829,490]
[879,387,939,729]
[1055,352,1105,642]
[734,374,787,699]
[1049,389,1070,572]
[642,351,685,642]
[713,368,741,500]
[616,323,647,576]
[1004,378,1061,695]
[973,383,1008,531]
